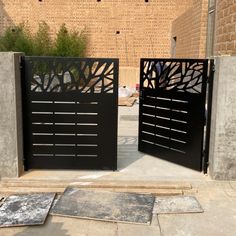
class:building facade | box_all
[0,0,193,67]
[0,1,235,64]
[214,0,236,56]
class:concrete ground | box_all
[0,104,236,235]
[0,181,235,236]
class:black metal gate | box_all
[138,59,213,171]
[21,57,118,170]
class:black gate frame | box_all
[138,58,214,171]
[21,56,118,170]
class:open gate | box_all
[22,57,118,170]
[138,59,213,171]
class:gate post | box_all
[0,52,24,178]
[209,56,236,180]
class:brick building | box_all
[0,0,235,66]
[173,0,236,58]
[0,0,193,67]
[214,0,236,56]
[171,0,208,58]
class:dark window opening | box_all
[171,37,177,57]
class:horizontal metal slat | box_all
[141,133,171,148]
[143,98,189,111]
[32,135,98,144]
[31,124,98,134]
[141,132,186,152]
[141,123,188,142]
[170,139,186,152]
[141,115,171,128]
[142,96,171,108]
[31,103,99,113]
[32,145,98,155]
[31,114,98,123]
[142,105,188,122]
[141,114,187,132]
[170,119,188,132]
[30,92,115,102]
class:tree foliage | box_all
[0,22,86,57]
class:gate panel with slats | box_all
[139,59,209,171]
[22,57,118,170]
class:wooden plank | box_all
[0,187,183,196]
[119,97,136,106]
[0,180,192,190]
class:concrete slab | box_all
[0,193,55,228]
[51,188,155,224]
[158,185,236,236]
[153,196,203,214]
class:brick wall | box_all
[0,0,193,67]
[171,0,208,58]
[214,0,236,56]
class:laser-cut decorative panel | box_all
[22,57,118,170]
[139,59,209,171]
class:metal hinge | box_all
[139,89,144,100]
[19,56,24,70]
[212,64,216,72]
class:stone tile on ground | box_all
[153,196,203,214]
[0,193,55,228]
[51,188,154,224]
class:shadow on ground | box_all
[117,136,145,170]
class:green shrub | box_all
[53,24,86,57]
[0,23,34,55]
[0,22,86,57]
[33,22,53,56]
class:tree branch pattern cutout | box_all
[141,60,206,93]
[29,58,116,93]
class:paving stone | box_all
[51,188,155,224]
[0,193,55,228]
[153,196,203,214]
